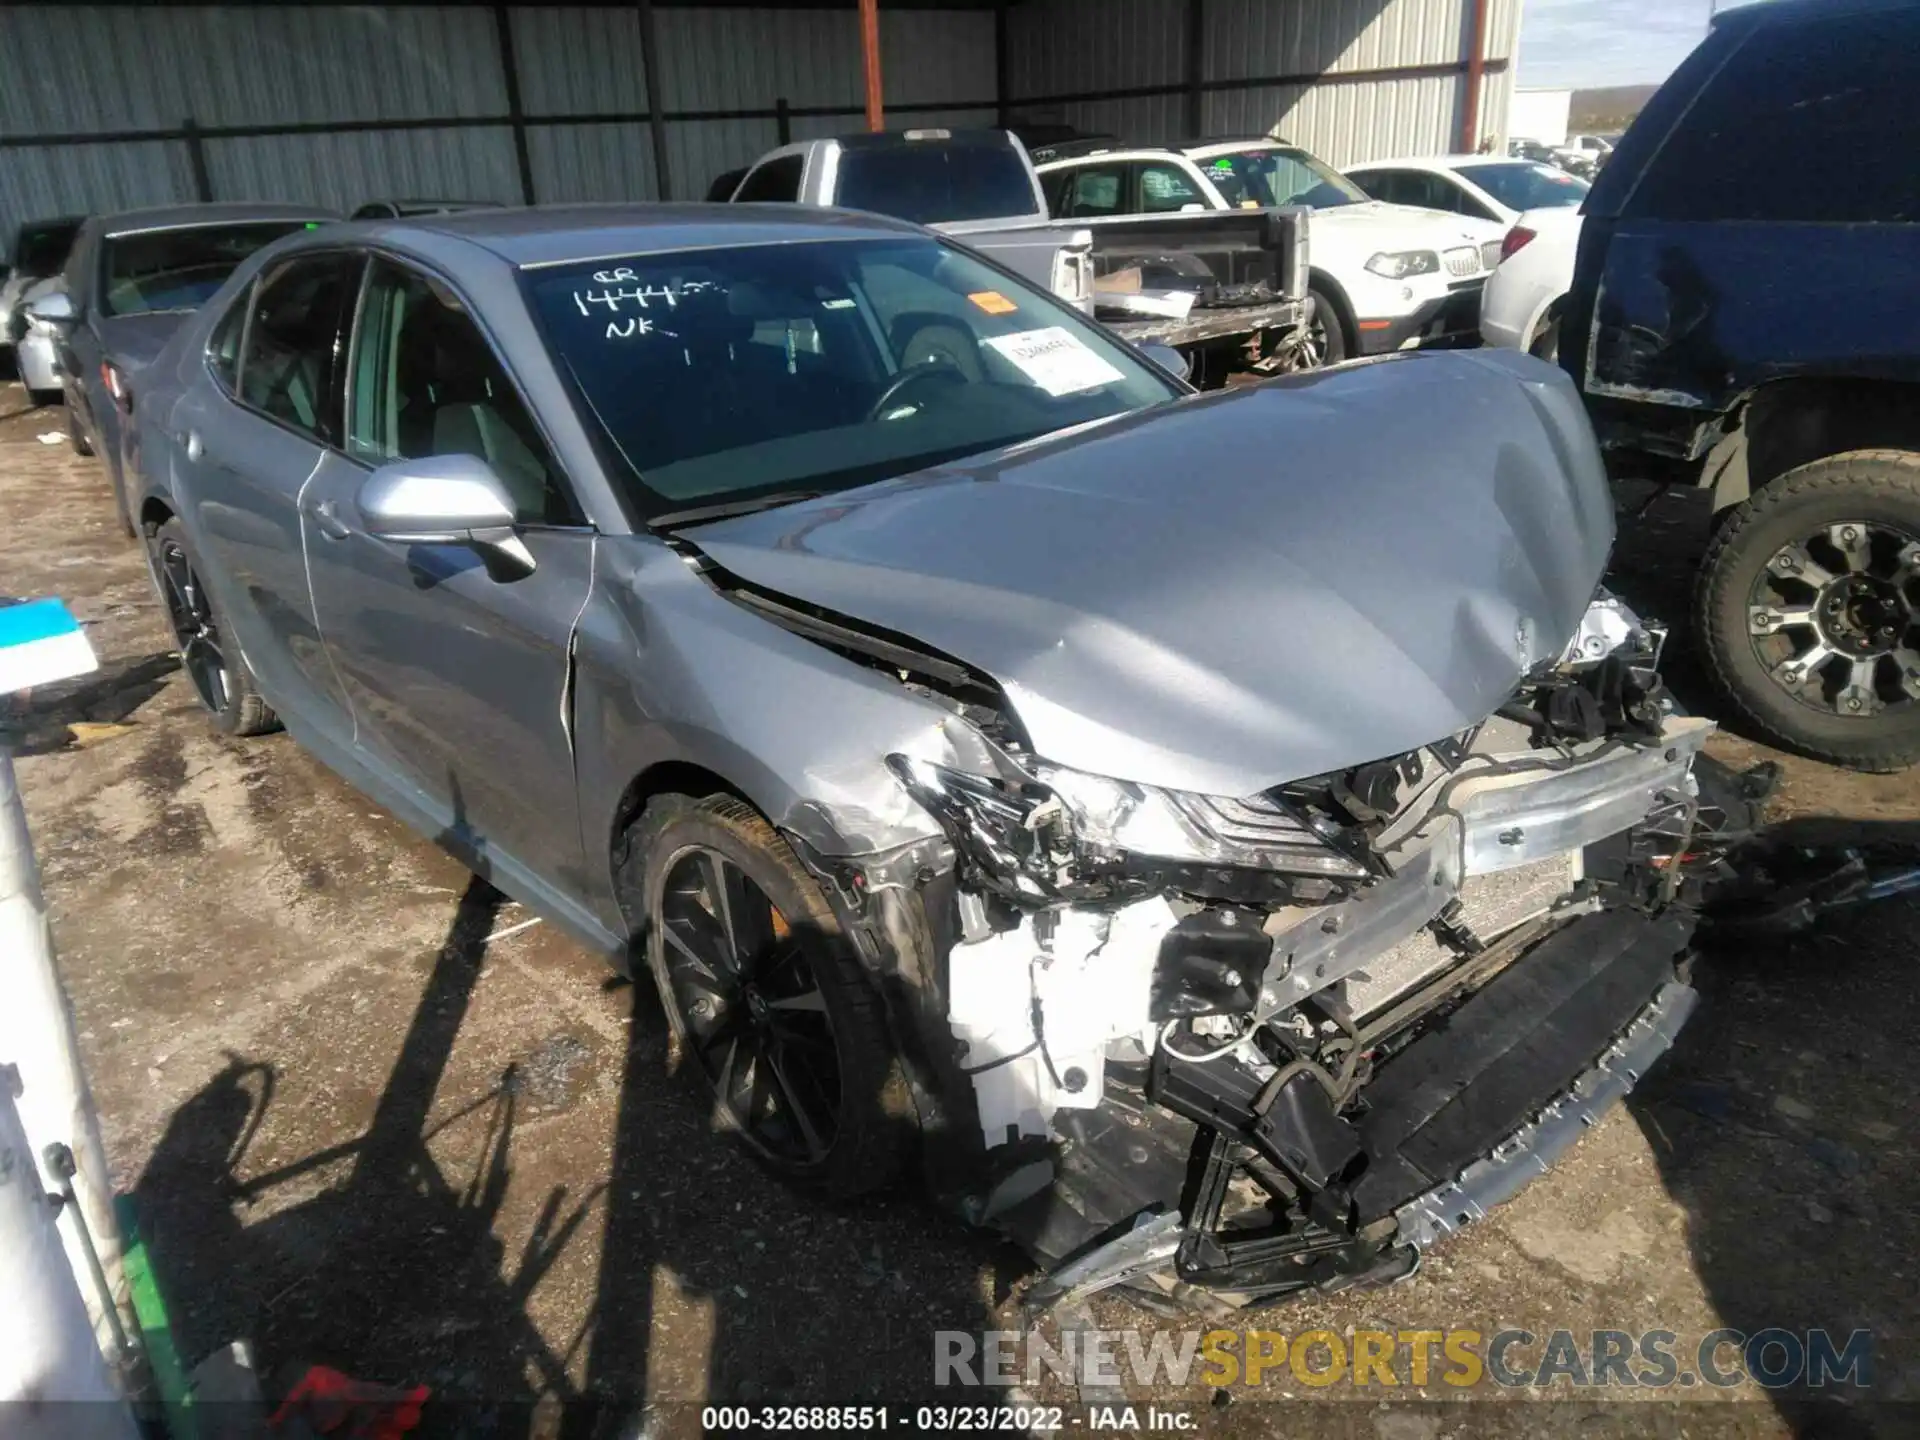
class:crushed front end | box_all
[827,592,1730,1310]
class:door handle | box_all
[184,430,203,462]
[311,498,353,541]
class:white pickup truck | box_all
[726,129,1308,377]
[1036,139,1506,367]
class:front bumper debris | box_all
[1019,908,1700,1314]
[1393,977,1696,1249]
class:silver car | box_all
[2,215,82,400]
[124,205,1714,1306]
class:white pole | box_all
[0,1070,138,1437]
[0,747,130,1364]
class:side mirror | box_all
[1135,340,1193,381]
[26,290,75,327]
[357,453,536,580]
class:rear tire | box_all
[1696,450,1920,771]
[149,518,279,737]
[1528,313,1561,364]
[67,402,92,456]
[621,793,915,1199]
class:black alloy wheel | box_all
[147,518,278,735]
[656,844,844,1168]
[156,532,232,715]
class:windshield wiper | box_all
[647,489,825,532]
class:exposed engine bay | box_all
[844,588,1733,1309]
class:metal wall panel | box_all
[1006,0,1187,100]
[204,128,522,211]
[667,119,781,200]
[1204,0,1471,81]
[0,6,505,135]
[510,8,651,118]
[0,143,194,228]
[1204,72,1465,166]
[528,123,661,203]
[654,6,994,113]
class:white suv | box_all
[1036,139,1505,366]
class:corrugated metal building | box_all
[0,1,1519,236]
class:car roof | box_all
[1178,139,1302,159]
[357,202,930,269]
[94,201,337,237]
[1347,155,1517,172]
[1034,146,1187,168]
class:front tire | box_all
[1302,282,1349,368]
[1696,450,1920,771]
[623,794,914,1198]
[149,518,279,737]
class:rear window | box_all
[1625,8,1920,224]
[100,222,311,318]
[1455,162,1588,213]
[834,139,1038,224]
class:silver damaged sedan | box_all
[124,205,1714,1308]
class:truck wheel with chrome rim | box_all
[1697,450,1920,771]
[623,793,916,1198]
[148,517,279,736]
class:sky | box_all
[1515,0,1767,90]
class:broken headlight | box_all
[888,754,1369,904]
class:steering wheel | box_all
[865,360,967,422]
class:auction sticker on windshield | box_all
[984,326,1127,396]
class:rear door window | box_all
[1625,8,1920,223]
[1138,163,1206,213]
[1059,165,1126,218]
[238,253,361,443]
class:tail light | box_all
[1051,231,1095,312]
[100,360,131,409]
[1499,225,1537,264]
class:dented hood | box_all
[690,349,1614,798]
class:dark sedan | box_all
[29,201,333,531]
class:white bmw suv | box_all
[1035,139,1506,366]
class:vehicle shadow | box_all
[131,872,1008,1436]
[1626,816,1920,1434]
[0,650,181,753]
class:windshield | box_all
[100,222,312,317]
[1455,162,1588,212]
[525,237,1178,520]
[1197,147,1368,209]
[12,220,79,277]
[834,140,1039,224]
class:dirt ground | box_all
[3,377,1917,1439]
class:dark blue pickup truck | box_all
[1563,0,1920,772]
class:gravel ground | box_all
[3,378,1916,1438]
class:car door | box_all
[168,250,365,733]
[55,225,105,449]
[300,255,593,897]
[1432,174,1501,223]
